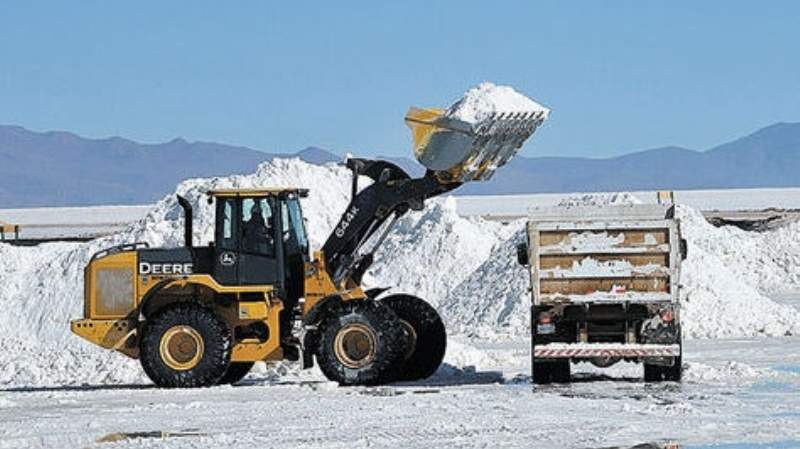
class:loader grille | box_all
[95,267,134,316]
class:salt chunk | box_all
[445,82,550,124]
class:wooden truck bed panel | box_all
[526,205,682,306]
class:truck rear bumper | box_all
[534,343,680,359]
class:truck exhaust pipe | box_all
[176,195,193,248]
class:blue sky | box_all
[1,1,798,158]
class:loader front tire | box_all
[382,294,447,381]
[218,362,254,385]
[315,300,407,386]
[140,303,232,388]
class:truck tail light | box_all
[536,312,555,335]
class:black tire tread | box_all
[644,355,683,382]
[315,300,406,386]
[381,294,447,381]
[218,362,255,385]
[532,360,570,384]
[140,303,232,388]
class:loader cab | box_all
[207,189,310,296]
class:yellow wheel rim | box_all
[159,325,204,371]
[333,323,377,369]
[399,319,417,361]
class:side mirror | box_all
[516,242,530,266]
[680,238,688,261]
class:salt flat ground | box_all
[1,335,798,449]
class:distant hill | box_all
[0,125,339,207]
[1,122,799,207]
[457,122,800,194]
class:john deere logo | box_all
[220,252,236,266]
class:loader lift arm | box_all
[321,158,461,285]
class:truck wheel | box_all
[533,360,570,384]
[218,362,255,385]
[644,355,683,382]
[315,300,407,386]
[645,337,683,382]
[140,303,232,388]
[381,294,447,381]
[664,354,683,381]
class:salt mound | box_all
[446,82,550,124]
[439,227,529,335]
[684,361,768,384]
[676,205,800,338]
[677,206,800,294]
[364,197,510,307]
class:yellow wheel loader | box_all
[71,106,547,387]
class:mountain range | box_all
[0,122,798,207]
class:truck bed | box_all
[525,205,683,306]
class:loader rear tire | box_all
[315,300,407,386]
[218,362,254,385]
[382,294,447,381]
[140,303,232,388]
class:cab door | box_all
[214,197,240,285]
[237,197,281,285]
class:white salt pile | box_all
[364,197,514,309]
[0,162,798,387]
[445,82,550,124]
[676,205,800,338]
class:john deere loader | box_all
[71,105,547,387]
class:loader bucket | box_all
[404,106,547,182]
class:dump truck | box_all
[516,203,687,383]
[71,105,547,387]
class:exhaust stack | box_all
[176,195,193,248]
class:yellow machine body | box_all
[72,245,364,363]
[72,250,291,363]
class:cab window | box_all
[282,196,309,256]
[219,198,238,250]
[241,198,275,256]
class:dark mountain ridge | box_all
[1,122,798,207]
